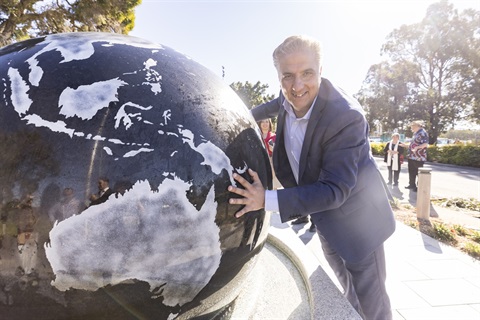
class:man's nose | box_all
[292,76,304,91]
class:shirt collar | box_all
[282,96,317,121]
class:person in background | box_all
[89,177,113,206]
[257,119,276,158]
[229,35,395,319]
[49,187,82,222]
[400,120,429,192]
[383,133,405,187]
[257,118,281,190]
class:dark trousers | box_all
[318,233,392,320]
[387,166,400,185]
[407,159,424,187]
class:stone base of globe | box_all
[231,213,362,320]
[174,255,258,319]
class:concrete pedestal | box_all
[417,168,432,220]
[231,213,361,319]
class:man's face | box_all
[98,179,108,190]
[63,188,74,198]
[277,49,321,118]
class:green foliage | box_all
[357,1,480,141]
[397,203,480,259]
[441,129,480,142]
[432,197,480,212]
[427,145,480,167]
[432,222,457,243]
[356,60,419,134]
[0,0,142,46]
[407,220,419,229]
[471,231,480,244]
[369,142,385,156]
[373,141,479,167]
[230,81,275,110]
[464,242,480,258]
[453,224,467,236]
[389,197,401,209]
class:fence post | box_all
[416,167,432,220]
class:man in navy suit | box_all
[228,35,395,319]
[89,177,113,206]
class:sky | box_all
[130,0,480,97]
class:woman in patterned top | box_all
[400,120,429,192]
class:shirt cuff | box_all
[265,190,279,212]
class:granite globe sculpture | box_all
[0,32,272,319]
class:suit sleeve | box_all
[251,95,282,121]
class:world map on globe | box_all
[0,32,270,319]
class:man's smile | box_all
[292,91,307,98]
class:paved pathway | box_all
[290,219,480,320]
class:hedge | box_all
[370,143,480,168]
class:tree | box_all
[356,60,419,134]
[0,0,141,47]
[230,81,275,110]
[442,129,480,143]
[357,1,480,144]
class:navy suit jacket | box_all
[252,78,395,262]
[90,188,113,206]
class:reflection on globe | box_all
[0,32,271,319]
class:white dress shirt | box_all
[264,97,316,211]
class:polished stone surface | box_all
[0,32,271,319]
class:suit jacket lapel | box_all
[272,95,297,186]
[297,82,328,182]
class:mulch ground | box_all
[393,206,480,260]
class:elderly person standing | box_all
[400,120,429,192]
[383,133,405,187]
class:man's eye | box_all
[303,71,314,78]
[283,74,293,80]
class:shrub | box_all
[407,220,418,229]
[427,145,480,168]
[389,197,401,209]
[433,222,457,243]
[464,242,480,258]
[372,141,479,167]
[453,224,468,236]
[433,197,480,211]
[370,142,384,156]
[471,231,480,244]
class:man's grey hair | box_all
[272,35,323,69]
